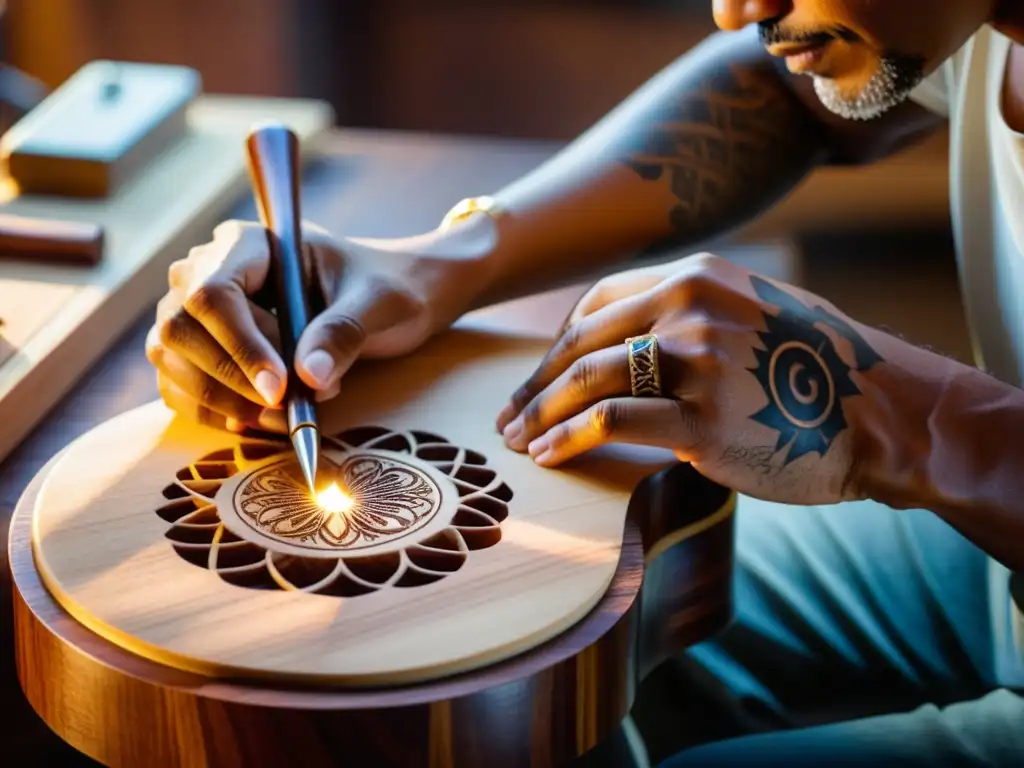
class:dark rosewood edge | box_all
[629,463,737,681]
[8,450,735,768]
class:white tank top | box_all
[909,25,1024,686]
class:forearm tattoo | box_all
[746,276,883,465]
[618,60,827,251]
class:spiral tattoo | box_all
[747,276,883,464]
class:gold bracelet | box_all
[438,195,504,231]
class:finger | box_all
[184,221,286,403]
[157,304,270,406]
[497,291,658,432]
[566,267,673,326]
[148,335,286,432]
[157,374,229,432]
[210,219,276,291]
[294,274,421,393]
[526,397,703,467]
[503,345,631,451]
[183,278,288,407]
[314,379,342,403]
[250,300,283,353]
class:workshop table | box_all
[1,129,737,766]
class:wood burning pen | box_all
[244,122,319,496]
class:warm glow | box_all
[317,483,354,514]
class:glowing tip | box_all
[317,483,354,514]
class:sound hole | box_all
[155,427,513,597]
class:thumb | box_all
[294,274,420,393]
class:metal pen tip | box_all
[291,425,319,495]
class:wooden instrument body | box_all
[11,320,736,766]
[12,455,733,767]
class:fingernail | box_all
[315,381,341,403]
[503,419,523,448]
[258,408,288,434]
[254,370,281,406]
[225,417,245,433]
[528,435,549,458]
[303,349,335,388]
[533,450,554,466]
[495,404,517,432]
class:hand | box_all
[147,219,485,433]
[496,253,891,505]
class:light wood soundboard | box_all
[30,323,676,686]
[0,95,334,463]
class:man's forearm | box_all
[465,27,830,308]
[858,342,1024,573]
[919,369,1024,572]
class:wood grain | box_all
[0,94,333,464]
[6,0,300,99]
[0,213,104,264]
[12,437,735,767]
[30,322,678,685]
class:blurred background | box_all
[6,0,720,139]
[0,1,955,233]
[0,0,943,141]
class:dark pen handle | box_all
[244,122,316,430]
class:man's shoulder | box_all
[909,25,1003,119]
[909,63,953,118]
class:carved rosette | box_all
[229,451,446,553]
[155,427,513,596]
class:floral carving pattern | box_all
[155,427,513,597]
[236,454,440,550]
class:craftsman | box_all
[146,1,1024,765]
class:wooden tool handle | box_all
[244,122,316,426]
[244,123,308,353]
[0,212,104,264]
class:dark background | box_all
[3,0,716,140]
[1,0,953,240]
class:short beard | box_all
[810,56,926,121]
[757,18,925,122]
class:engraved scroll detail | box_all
[155,427,514,597]
[236,454,440,550]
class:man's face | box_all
[713,1,995,120]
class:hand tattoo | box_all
[747,276,883,464]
